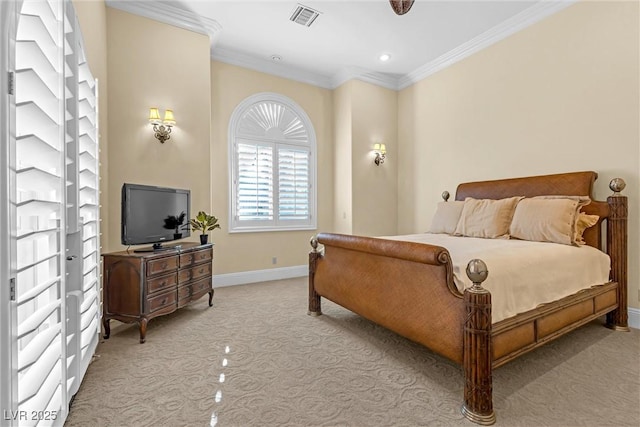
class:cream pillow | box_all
[454,197,523,239]
[574,212,599,245]
[428,201,464,234]
[509,198,583,245]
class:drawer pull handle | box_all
[199,268,204,273]
[160,262,167,269]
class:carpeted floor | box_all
[65,277,640,427]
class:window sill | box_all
[229,225,317,234]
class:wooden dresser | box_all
[102,242,214,343]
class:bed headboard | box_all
[455,171,597,200]
[454,171,609,249]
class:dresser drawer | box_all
[147,289,177,313]
[178,277,212,307]
[146,272,177,295]
[180,248,213,268]
[147,256,179,277]
[178,263,212,284]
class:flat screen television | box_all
[121,183,190,252]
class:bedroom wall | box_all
[105,8,211,252]
[331,80,398,237]
[350,80,398,237]
[397,0,640,309]
[74,0,109,250]
[210,61,334,274]
[333,82,353,234]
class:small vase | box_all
[199,234,209,245]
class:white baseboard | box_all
[213,265,307,287]
[629,307,640,330]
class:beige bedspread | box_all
[383,233,611,323]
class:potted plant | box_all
[187,211,221,244]
[163,211,186,240]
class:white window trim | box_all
[228,92,317,233]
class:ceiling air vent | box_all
[290,4,321,27]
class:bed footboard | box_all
[308,234,496,424]
[308,232,465,363]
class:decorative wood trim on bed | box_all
[308,171,628,425]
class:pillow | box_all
[574,212,599,245]
[454,196,523,239]
[509,198,582,245]
[428,201,464,234]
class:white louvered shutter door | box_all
[76,50,100,368]
[14,0,67,424]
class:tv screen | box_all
[121,183,190,249]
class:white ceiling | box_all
[107,0,576,89]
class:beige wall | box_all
[351,80,398,236]
[210,61,334,274]
[332,80,398,237]
[398,0,640,308]
[105,8,211,252]
[333,82,353,234]
[74,0,109,249]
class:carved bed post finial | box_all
[308,235,322,316]
[609,177,626,196]
[442,191,450,202]
[461,259,496,425]
[606,179,629,331]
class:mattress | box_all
[383,233,611,323]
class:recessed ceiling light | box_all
[379,53,391,62]
[271,55,282,62]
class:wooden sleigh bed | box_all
[307,171,628,425]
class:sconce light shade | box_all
[149,107,176,143]
[163,109,176,126]
[149,107,162,124]
[374,143,387,166]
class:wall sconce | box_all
[149,107,176,143]
[373,143,386,166]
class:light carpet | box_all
[65,277,640,427]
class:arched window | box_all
[229,93,317,232]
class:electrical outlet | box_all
[272,257,277,265]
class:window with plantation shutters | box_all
[230,93,317,232]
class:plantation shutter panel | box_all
[278,148,310,221]
[236,142,274,221]
[14,0,67,421]
[76,44,100,367]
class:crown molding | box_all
[106,0,577,92]
[397,0,577,90]
[212,47,334,89]
[105,0,222,41]
[331,67,400,91]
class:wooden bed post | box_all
[606,178,629,331]
[461,259,496,425]
[308,236,322,316]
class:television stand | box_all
[102,242,214,343]
[133,242,182,253]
